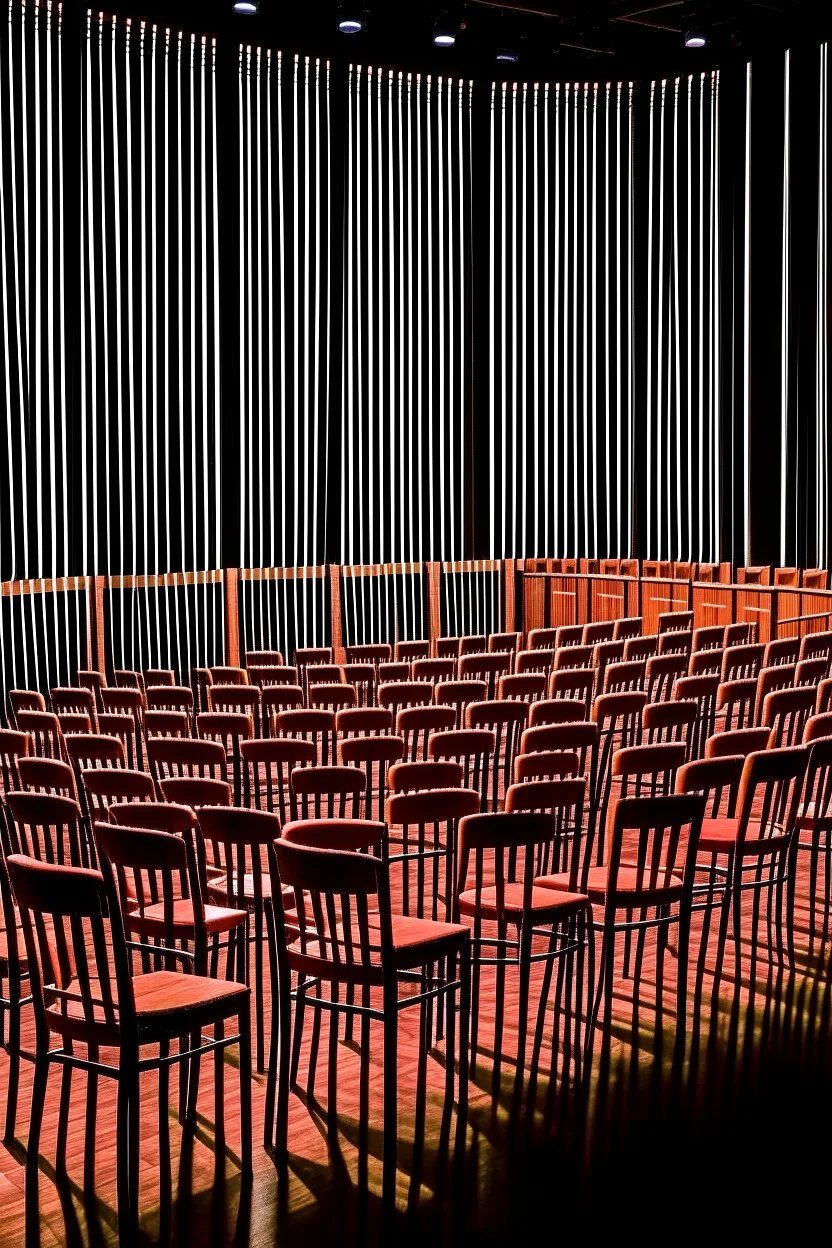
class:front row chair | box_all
[265,826,471,1214]
[7,853,252,1246]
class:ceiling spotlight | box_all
[337,13,364,33]
[495,47,519,64]
[433,22,457,47]
[233,0,258,13]
[684,29,708,48]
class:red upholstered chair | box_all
[109,800,197,837]
[795,657,828,689]
[498,673,547,704]
[688,650,722,677]
[16,711,64,761]
[17,757,77,801]
[273,708,336,766]
[793,737,832,957]
[516,648,555,676]
[466,700,529,812]
[240,736,315,821]
[677,755,745,822]
[695,747,808,973]
[51,686,97,729]
[308,682,358,714]
[643,699,697,749]
[591,692,646,861]
[624,635,659,663]
[799,630,832,674]
[336,706,394,737]
[0,832,28,1143]
[0,729,29,795]
[82,767,155,825]
[8,853,251,1244]
[378,661,410,683]
[412,657,457,684]
[290,764,365,820]
[458,653,512,699]
[144,710,191,739]
[244,649,284,668]
[98,699,144,769]
[434,679,488,729]
[761,686,815,748]
[716,679,757,732]
[657,630,693,658]
[144,668,176,686]
[763,638,799,669]
[672,674,719,760]
[612,741,686,802]
[692,626,725,653]
[754,665,796,722]
[459,634,488,656]
[527,627,559,650]
[428,729,495,811]
[554,644,594,672]
[489,631,521,656]
[583,621,616,646]
[208,684,262,734]
[8,690,46,729]
[658,610,693,634]
[724,622,756,646]
[554,625,584,650]
[249,665,300,690]
[645,654,687,703]
[455,807,593,1093]
[265,832,470,1211]
[548,668,596,717]
[147,735,226,792]
[804,712,832,744]
[57,712,93,736]
[196,712,254,805]
[378,680,433,720]
[613,617,643,641]
[720,644,764,682]
[343,663,375,707]
[388,759,464,794]
[530,697,587,727]
[345,643,392,665]
[114,669,144,692]
[395,639,431,662]
[396,704,456,761]
[603,660,646,695]
[146,685,195,715]
[160,776,232,809]
[705,726,771,759]
[261,685,305,732]
[513,750,580,782]
[197,805,282,1075]
[385,787,480,921]
[339,734,405,821]
[536,792,706,1053]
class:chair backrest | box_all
[336,706,394,737]
[801,737,832,830]
[763,638,799,669]
[385,786,480,920]
[761,685,816,748]
[65,733,127,773]
[603,660,646,694]
[554,625,584,649]
[394,705,455,763]
[15,711,64,760]
[412,658,457,683]
[755,664,797,721]
[338,734,405,821]
[456,810,575,918]
[97,712,142,771]
[9,689,46,724]
[603,792,705,909]
[717,678,757,731]
[427,728,494,808]
[513,749,580,781]
[240,736,315,818]
[114,669,144,691]
[197,805,281,908]
[515,648,555,676]
[290,764,365,820]
[378,681,433,717]
[643,698,697,746]
[248,665,300,689]
[530,697,587,727]
[109,800,197,835]
[144,710,190,738]
[705,726,771,758]
[395,640,431,662]
[689,650,722,677]
[273,708,336,765]
[378,662,410,683]
[308,682,358,713]
[804,712,832,744]
[583,621,616,646]
[147,735,226,784]
[730,747,808,851]
[502,777,585,876]
[624,634,659,662]
[268,838,390,987]
[82,767,155,821]
[657,630,693,658]
[161,774,232,808]
[6,791,87,866]
[724,622,756,646]
[209,666,250,687]
[342,664,375,706]
[281,817,384,851]
[434,679,488,728]
[799,630,832,672]
[58,712,93,736]
[146,685,195,714]
[489,631,521,655]
[18,756,78,799]
[554,644,595,672]
[613,617,644,641]
[658,610,694,634]
[94,820,205,973]
[548,667,595,716]
[7,854,132,1047]
[244,649,285,668]
[145,668,176,687]
[0,728,29,793]
[673,674,719,759]
[207,686,262,728]
[388,759,464,793]
[261,685,305,729]
[458,653,511,698]
[612,741,686,799]
[459,635,488,656]
[497,672,547,703]
[721,643,764,682]
[645,654,687,702]
[676,756,745,819]
[527,627,559,650]
[796,657,828,688]
[465,699,528,808]
[344,643,392,666]
[51,686,97,724]
[692,626,725,653]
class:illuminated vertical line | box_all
[562,83,570,557]
[542,83,550,555]
[510,81,518,557]
[311,59,322,643]
[0,0,11,693]
[168,30,182,674]
[123,21,139,670]
[672,78,682,561]
[404,73,415,633]
[743,61,752,566]
[107,17,124,668]
[698,74,705,560]
[449,79,460,628]
[489,80,495,558]
[572,83,579,556]
[627,83,634,555]
[416,74,424,581]
[139,22,151,664]
[276,51,287,651]
[292,56,301,641]
[780,51,790,566]
[519,80,527,559]
[55,3,71,678]
[211,38,223,660]
[85,12,99,670]
[533,82,540,558]
[686,75,694,561]
[45,3,61,680]
[439,76,450,627]
[256,47,266,650]
[646,81,655,559]
[33,0,46,681]
[302,58,311,635]
[322,61,331,645]
[199,37,210,661]
[499,80,508,559]
[245,45,255,653]
[387,71,397,643]
[604,81,610,556]
[426,74,435,565]
[344,65,353,577]
[16,1,32,689]
[708,73,717,559]
[149,25,162,662]
[657,81,668,560]
[590,81,598,558]
[554,83,561,556]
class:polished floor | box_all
[1,848,830,1247]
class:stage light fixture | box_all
[433,22,457,47]
[233,1,258,13]
[684,30,708,48]
[495,48,519,64]
[338,13,364,34]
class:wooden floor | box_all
[2,845,832,1247]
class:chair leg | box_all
[84,1044,100,1197]
[3,997,21,1143]
[26,1053,48,1247]
[513,926,533,1097]
[238,1006,253,1178]
[382,983,399,1219]
[214,1020,226,1174]
[275,972,293,1162]
[117,1057,140,1247]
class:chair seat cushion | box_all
[287,912,469,978]
[128,898,248,936]
[536,864,683,900]
[698,816,783,854]
[0,925,27,972]
[457,881,590,921]
[208,872,295,910]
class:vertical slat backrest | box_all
[6,791,87,868]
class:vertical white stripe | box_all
[743,61,752,566]
[781,51,790,566]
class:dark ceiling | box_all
[86,0,832,80]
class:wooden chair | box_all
[613,617,644,641]
[397,705,456,762]
[0,730,29,795]
[395,640,431,662]
[624,635,659,662]
[273,709,336,766]
[196,712,254,804]
[160,776,232,808]
[338,734,405,822]
[240,737,315,821]
[336,706,394,737]
[434,679,488,729]
[144,711,190,739]
[290,764,365,820]
[762,686,815,748]
[385,787,480,922]
[8,853,251,1244]
[82,767,156,824]
[412,657,457,684]
[643,699,697,749]
[793,737,832,957]
[455,808,593,1093]
[17,757,77,800]
[513,750,581,782]
[466,700,528,812]
[530,698,587,727]
[721,644,764,683]
[261,685,305,731]
[266,833,470,1209]
[244,649,285,668]
[705,726,771,759]
[8,690,46,729]
[428,729,495,812]
[645,655,686,703]
[15,711,64,761]
[717,678,757,732]
[548,668,596,716]
[146,685,195,716]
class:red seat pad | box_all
[535,864,683,900]
[457,881,590,921]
